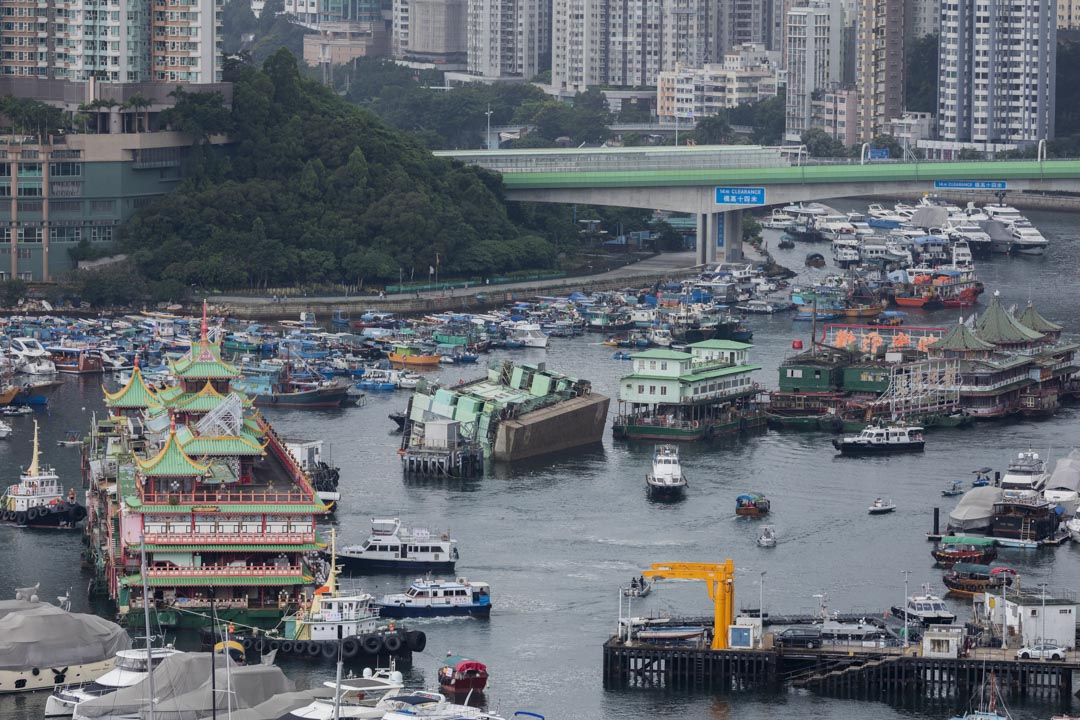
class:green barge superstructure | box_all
[83,307,330,629]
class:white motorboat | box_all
[508,323,549,349]
[1066,509,1080,542]
[1000,450,1049,494]
[947,222,993,256]
[951,240,974,269]
[761,208,795,229]
[757,526,777,548]
[44,647,183,717]
[279,669,406,720]
[735,300,782,314]
[380,690,511,720]
[623,576,653,597]
[646,444,687,497]
[831,237,861,268]
[8,337,57,374]
[890,586,956,625]
[336,518,458,574]
[832,425,925,455]
[1009,222,1049,255]
[868,497,896,515]
[0,419,10,439]
[646,327,673,347]
[983,204,1025,226]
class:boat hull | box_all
[374,604,491,619]
[0,501,86,528]
[249,385,350,408]
[0,658,116,694]
[931,548,997,567]
[335,555,456,574]
[832,440,925,455]
[735,508,769,517]
[646,481,686,499]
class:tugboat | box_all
[832,425,925,455]
[374,577,492,619]
[890,585,957,626]
[438,655,489,699]
[0,421,87,528]
[335,518,458,574]
[646,445,687,498]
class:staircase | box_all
[790,653,903,689]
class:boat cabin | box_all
[736,493,770,516]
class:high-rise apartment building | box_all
[467,0,539,77]
[937,0,1055,150]
[662,0,716,69]
[0,0,221,82]
[656,42,779,120]
[784,0,844,142]
[394,0,467,61]
[904,0,939,38]
[722,0,766,50]
[855,0,905,142]
[1058,0,1080,28]
[552,0,669,91]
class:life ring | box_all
[383,634,402,653]
[305,642,321,657]
[341,638,360,659]
[280,641,295,654]
[362,634,383,655]
[320,642,336,659]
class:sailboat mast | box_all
[141,544,156,720]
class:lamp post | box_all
[759,570,766,620]
[484,105,493,150]
[901,569,910,650]
[1039,582,1048,661]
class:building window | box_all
[660,387,667,396]
[637,384,644,394]
[649,385,656,395]
[16,200,41,212]
[17,162,41,176]
[16,184,41,197]
[649,361,656,370]
[660,362,667,370]
[50,181,81,197]
[49,162,82,177]
[90,199,115,213]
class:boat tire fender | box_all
[383,634,402,653]
[26,507,39,521]
[320,642,336,659]
[407,630,427,653]
[305,642,321,657]
[253,638,266,653]
[341,638,360,659]
[280,641,295,654]
[1,510,10,521]
[362,634,383,655]
[267,640,280,652]
[73,505,86,521]
[240,636,254,651]
[15,511,27,525]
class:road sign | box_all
[715,187,766,206]
[933,180,1007,190]
[868,149,890,160]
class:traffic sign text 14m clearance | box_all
[933,180,1007,190]
[715,187,766,206]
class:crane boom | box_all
[642,560,735,650]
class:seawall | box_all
[494,393,611,462]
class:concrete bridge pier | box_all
[723,211,743,262]
[696,214,707,265]
[705,212,719,265]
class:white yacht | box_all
[947,222,993,257]
[1000,450,1050,493]
[1043,452,1080,516]
[1067,509,1080,542]
[8,337,57,374]
[950,240,974,269]
[983,204,1025,225]
[336,518,458,574]
[380,690,510,720]
[815,215,857,241]
[963,202,990,222]
[509,323,549,349]
[831,237,861,268]
[280,669,406,720]
[891,586,956,625]
[1009,222,1049,255]
[646,444,687,497]
[646,327,673,347]
[44,648,183,717]
[761,208,795,229]
[845,213,877,237]
[866,204,906,228]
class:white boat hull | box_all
[0,658,115,694]
[1013,245,1046,255]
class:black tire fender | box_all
[341,638,360,659]
[320,642,336,659]
[280,641,295,654]
[362,634,383,655]
[306,642,321,657]
[383,634,402,653]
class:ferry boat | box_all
[735,492,770,517]
[374,577,492,618]
[335,518,459,574]
[831,425,924,455]
[931,536,998,567]
[645,444,687,498]
[388,344,442,368]
[438,656,488,698]
[44,647,183,717]
[0,421,86,528]
[942,563,1015,598]
[890,586,956,625]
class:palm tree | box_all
[124,92,153,133]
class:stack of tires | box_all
[242,628,426,660]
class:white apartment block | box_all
[784,0,844,142]
[905,0,938,39]
[1059,0,1080,28]
[810,86,857,145]
[0,0,220,82]
[467,0,539,77]
[855,0,905,142]
[552,0,666,91]
[283,0,319,24]
[937,0,1056,151]
[656,43,779,120]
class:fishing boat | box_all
[0,421,87,528]
[373,577,492,619]
[942,563,1015,598]
[438,656,488,698]
[736,493,770,517]
[388,344,442,368]
[868,497,896,515]
[831,425,924,455]
[646,444,687,498]
[943,480,965,497]
[757,526,777,548]
[890,585,956,625]
[233,374,353,408]
[47,348,104,375]
[335,518,459,574]
[931,536,998,567]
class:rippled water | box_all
[1,202,1079,719]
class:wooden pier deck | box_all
[603,637,1080,700]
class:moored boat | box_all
[44,646,183,717]
[942,563,1015,598]
[890,585,956,625]
[931,536,998,567]
[832,425,924,455]
[374,577,492,618]
[438,656,488,698]
[0,420,86,528]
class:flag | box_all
[429,265,435,275]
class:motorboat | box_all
[943,480,965,497]
[277,669,406,720]
[735,300,784,314]
[8,337,57,374]
[438,656,488,699]
[868,497,896,515]
[831,237,861,268]
[983,203,1025,226]
[0,420,87,528]
[379,690,514,720]
[646,327,673,347]
[761,208,795,229]
[623,576,653,598]
[951,240,974,269]
[44,647,183,717]
[942,564,1015,598]
[646,444,687,498]
[335,518,458,574]
[931,536,998,567]
[890,586,957,625]
[1067,509,1080,542]
[508,323,549,349]
[0,419,10,439]
[1043,450,1080,516]
[866,203,906,229]
[736,493,770,517]
[832,425,925,455]
[845,212,876,237]
[999,450,1049,493]
[1009,222,1049,255]
[757,526,777,548]
[374,577,492,618]
[947,222,993,257]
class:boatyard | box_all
[2,201,1080,720]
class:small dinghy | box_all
[868,497,896,515]
[757,526,777,548]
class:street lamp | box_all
[759,570,767,621]
[484,105,493,150]
[1039,582,1048,661]
[900,569,910,650]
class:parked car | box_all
[1016,642,1066,660]
[775,626,822,649]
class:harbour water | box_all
[1,203,1080,719]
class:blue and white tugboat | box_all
[335,518,459,574]
[374,578,492,619]
[832,425,925,455]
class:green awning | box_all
[939,536,996,547]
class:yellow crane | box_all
[643,561,735,650]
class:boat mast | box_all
[28,419,40,476]
[140,543,156,720]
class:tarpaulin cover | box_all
[0,600,130,672]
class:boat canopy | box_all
[1047,450,1080,492]
[948,486,1003,531]
[939,536,996,547]
[443,656,487,673]
[736,493,767,503]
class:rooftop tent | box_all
[947,487,1004,532]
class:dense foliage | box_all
[115,50,557,290]
[905,34,939,115]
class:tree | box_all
[1056,40,1080,136]
[124,92,153,133]
[801,128,849,158]
[694,113,734,145]
[868,133,904,160]
[906,34,939,114]
[0,279,27,308]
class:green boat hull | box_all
[121,606,285,630]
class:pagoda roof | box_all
[974,294,1044,345]
[1015,302,1062,334]
[156,386,187,403]
[103,366,161,409]
[166,381,254,413]
[178,429,267,457]
[123,497,329,514]
[169,339,240,380]
[935,320,994,353]
[134,428,213,477]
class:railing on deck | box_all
[143,532,316,545]
[145,564,302,578]
[142,490,311,504]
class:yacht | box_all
[509,323,549,349]
[831,237,861,268]
[8,337,57,374]
[761,208,795,229]
[832,425,925,455]
[947,222,993,257]
[374,577,492,618]
[963,202,990,222]
[951,240,974,269]
[44,648,183,717]
[1067,509,1080,542]
[336,518,458,574]
[983,204,1026,226]
[866,204,906,229]
[999,450,1050,493]
[280,669,406,720]
[845,213,877,237]
[815,215,857,242]
[1009,223,1049,255]
[646,444,687,498]
[380,690,512,720]
[890,586,957,625]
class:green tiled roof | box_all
[681,364,760,381]
[156,386,186,403]
[137,543,325,552]
[169,339,240,380]
[135,430,213,477]
[124,498,328,514]
[935,320,994,352]
[629,349,692,361]
[180,433,266,457]
[975,294,1043,345]
[120,573,310,587]
[1016,302,1062,333]
[104,366,161,409]
[163,381,254,413]
[689,339,753,350]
